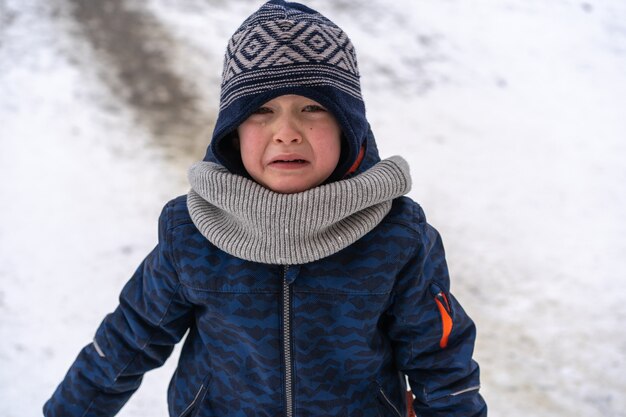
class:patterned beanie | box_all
[205,0,367,182]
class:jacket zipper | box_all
[282,265,294,417]
[378,387,402,417]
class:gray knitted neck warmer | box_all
[187,156,411,265]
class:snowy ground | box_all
[1,0,625,416]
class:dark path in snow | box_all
[67,0,212,160]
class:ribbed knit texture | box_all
[187,156,411,265]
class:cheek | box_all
[325,120,342,156]
[238,126,261,155]
[315,129,342,167]
[325,124,342,155]
[237,128,264,174]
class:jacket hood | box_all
[203,0,380,182]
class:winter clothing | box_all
[43,140,487,416]
[43,171,486,416]
[44,1,486,416]
[187,156,411,265]
[206,0,368,183]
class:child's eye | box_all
[302,104,326,113]
[252,106,272,115]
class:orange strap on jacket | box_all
[345,146,366,176]
[434,293,453,349]
[406,390,416,417]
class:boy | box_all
[45,1,487,416]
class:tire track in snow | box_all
[66,0,212,161]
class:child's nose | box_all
[272,116,302,144]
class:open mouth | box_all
[269,158,309,169]
[272,159,307,164]
[268,153,310,168]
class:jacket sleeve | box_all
[43,201,194,417]
[386,209,487,416]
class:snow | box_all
[1,0,625,416]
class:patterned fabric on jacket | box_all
[44,190,486,416]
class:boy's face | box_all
[237,94,342,194]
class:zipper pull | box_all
[283,264,300,284]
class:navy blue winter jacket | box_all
[44,128,486,416]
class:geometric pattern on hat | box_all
[219,2,362,110]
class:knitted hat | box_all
[205,0,368,182]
